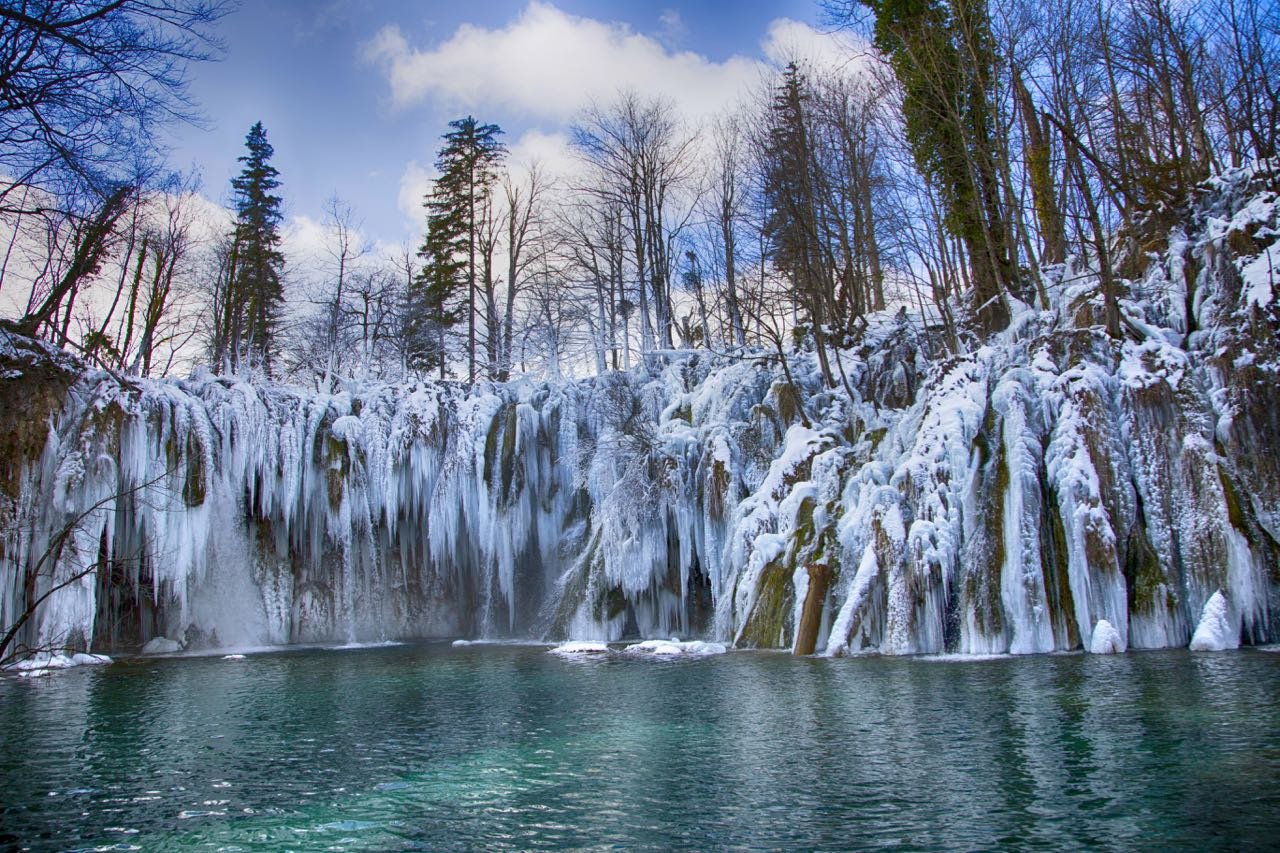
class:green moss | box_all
[86,399,126,458]
[967,431,1006,637]
[500,404,519,499]
[325,434,349,509]
[751,403,781,436]
[865,427,888,451]
[482,404,505,485]
[989,435,1009,592]
[1125,523,1168,614]
[1218,466,1248,535]
[1040,474,1079,649]
[792,495,817,552]
[738,558,794,649]
[773,381,803,427]
[706,459,730,521]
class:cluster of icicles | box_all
[2,317,1272,659]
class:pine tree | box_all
[761,63,837,387]
[406,196,466,377]
[215,121,285,374]
[411,116,505,382]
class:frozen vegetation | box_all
[2,163,1278,660]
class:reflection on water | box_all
[2,646,1278,850]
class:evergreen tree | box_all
[761,63,837,387]
[406,195,466,377]
[860,0,1015,334]
[214,121,285,374]
[410,116,505,381]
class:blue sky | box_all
[163,1,838,250]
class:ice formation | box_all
[1,163,1277,660]
[1189,591,1238,651]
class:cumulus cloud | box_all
[362,1,857,125]
[761,18,867,72]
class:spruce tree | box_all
[409,117,505,381]
[406,198,466,377]
[761,64,837,387]
[219,121,285,374]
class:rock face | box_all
[2,164,1277,657]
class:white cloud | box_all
[507,128,575,179]
[761,18,870,75]
[282,212,404,288]
[396,160,434,224]
[657,9,687,49]
[362,1,857,125]
[282,215,330,281]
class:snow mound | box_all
[622,639,728,658]
[141,637,182,655]
[1089,620,1125,655]
[1190,591,1238,651]
[5,652,111,677]
[549,641,611,658]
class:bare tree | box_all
[704,111,750,350]
[0,0,228,212]
[319,196,368,388]
[573,91,700,354]
[497,163,551,379]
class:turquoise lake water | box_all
[1,644,1278,851]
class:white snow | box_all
[622,639,727,658]
[1241,247,1276,308]
[549,641,610,657]
[5,652,111,677]
[1,165,1276,660]
[1189,591,1238,651]
[1089,619,1125,655]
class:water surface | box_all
[2,645,1278,850]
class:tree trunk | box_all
[794,561,831,656]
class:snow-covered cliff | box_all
[3,163,1277,658]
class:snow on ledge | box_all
[5,652,112,677]
[549,641,611,658]
[547,639,729,659]
[622,639,728,658]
